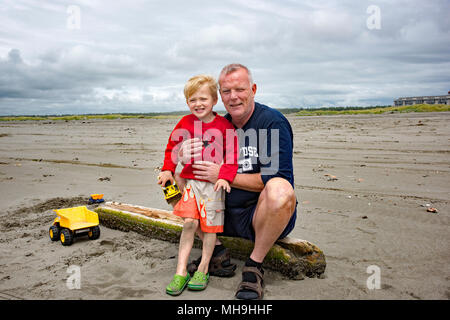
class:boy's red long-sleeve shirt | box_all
[162,113,238,183]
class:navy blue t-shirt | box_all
[224,102,295,209]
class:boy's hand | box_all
[214,178,231,193]
[178,138,202,165]
[158,170,174,187]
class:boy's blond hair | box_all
[184,74,218,101]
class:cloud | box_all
[0,0,449,115]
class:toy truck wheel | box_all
[49,225,60,241]
[88,226,100,240]
[60,228,73,246]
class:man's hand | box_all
[178,138,203,165]
[157,170,174,187]
[192,161,220,183]
[214,178,231,193]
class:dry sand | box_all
[0,112,449,300]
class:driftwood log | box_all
[95,202,326,280]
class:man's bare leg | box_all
[250,177,296,263]
[236,177,296,299]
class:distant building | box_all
[394,93,450,106]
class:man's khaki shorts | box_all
[173,179,225,233]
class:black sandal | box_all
[235,266,264,300]
[187,248,236,277]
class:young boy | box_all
[158,74,238,296]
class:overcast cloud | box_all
[0,0,449,115]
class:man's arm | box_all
[191,161,264,193]
[231,172,264,193]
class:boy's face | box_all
[187,84,217,123]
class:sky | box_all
[0,0,449,115]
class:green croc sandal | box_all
[166,274,190,296]
[187,271,209,291]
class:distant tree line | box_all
[0,105,395,118]
[275,105,392,114]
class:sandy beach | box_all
[0,112,449,300]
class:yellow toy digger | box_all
[49,206,100,246]
[88,193,105,204]
[162,180,182,206]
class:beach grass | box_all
[0,113,187,122]
[295,104,450,116]
[1,104,448,121]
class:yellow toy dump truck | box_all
[49,206,100,246]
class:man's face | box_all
[219,68,257,127]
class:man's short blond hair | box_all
[219,63,253,86]
[184,74,218,101]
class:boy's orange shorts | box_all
[173,179,225,233]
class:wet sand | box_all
[0,112,449,300]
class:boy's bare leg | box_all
[174,174,220,245]
[194,227,222,246]
[176,218,199,276]
[197,232,216,274]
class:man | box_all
[177,63,297,300]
